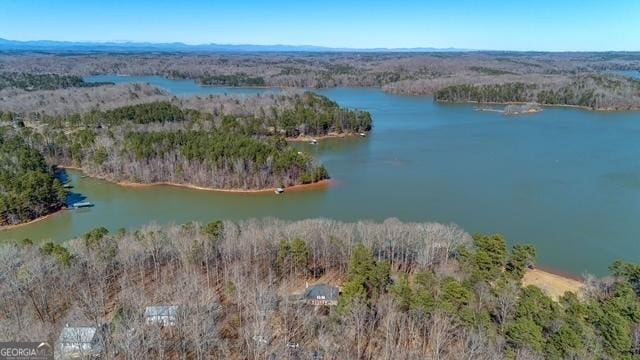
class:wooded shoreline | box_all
[440,99,626,112]
[3,218,619,358]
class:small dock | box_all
[71,201,94,208]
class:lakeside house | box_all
[144,305,179,326]
[56,324,105,359]
[303,284,340,306]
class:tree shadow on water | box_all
[56,169,93,208]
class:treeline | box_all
[535,75,640,110]
[2,54,638,110]
[199,73,266,87]
[0,129,66,226]
[434,83,533,104]
[58,93,372,137]
[0,86,371,137]
[4,52,639,91]
[98,101,187,124]
[276,92,372,137]
[0,72,110,91]
[0,83,170,116]
[434,75,640,110]
[1,218,639,359]
[117,131,328,188]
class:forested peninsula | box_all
[3,218,640,359]
[0,84,371,226]
[433,75,640,110]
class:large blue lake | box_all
[2,75,639,275]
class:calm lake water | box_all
[2,76,640,275]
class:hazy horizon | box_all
[1,0,639,52]
[0,37,475,51]
[2,37,640,53]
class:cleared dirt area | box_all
[522,268,583,300]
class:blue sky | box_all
[0,0,638,51]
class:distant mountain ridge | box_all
[0,38,472,53]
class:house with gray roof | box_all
[56,324,104,358]
[144,305,179,326]
[303,284,340,306]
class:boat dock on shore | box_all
[71,201,94,209]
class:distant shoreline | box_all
[88,73,638,112]
[438,100,632,112]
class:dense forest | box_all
[0,72,110,91]
[1,52,639,110]
[0,129,66,226]
[435,83,533,104]
[0,53,638,110]
[199,73,266,87]
[112,129,328,188]
[0,82,171,115]
[0,85,371,137]
[1,218,639,359]
[5,92,369,191]
[433,75,640,110]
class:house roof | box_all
[303,284,339,301]
[144,305,178,317]
[58,326,97,344]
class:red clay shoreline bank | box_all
[437,100,636,112]
[59,166,333,194]
[286,132,367,142]
[0,209,66,231]
[116,178,334,193]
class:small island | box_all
[504,103,543,115]
[475,103,543,116]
